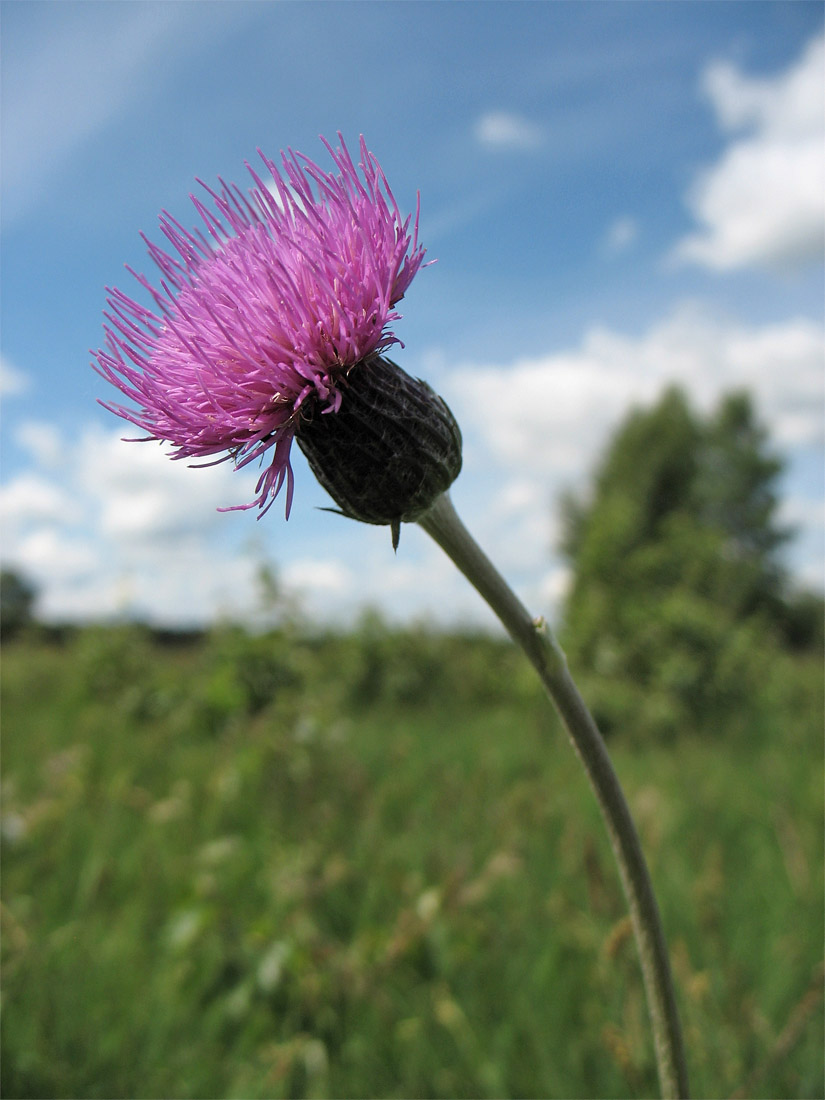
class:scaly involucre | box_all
[93,135,427,515]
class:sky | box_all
[1,0,823,631]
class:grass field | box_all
[2,623,822,1099]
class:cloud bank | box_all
[5,302,818,629]
[451,306,824,475]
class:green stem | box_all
[418,492,689,1099]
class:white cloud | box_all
[604,216,639,254]
[0,474,68,528]
[704,35,824,138]
[0,422,266,624]
[0,420,476,628]
[15,528,99,583]
[2,302,823,629]
[674,32,825,271]
[14,420,63,466]
[445,303,824,603]
[347,535,498,628]
[475,111,544,151]
[450,305,824,475]
[0,355,30,396]
[282,559,353,597]
[74,427,239,543]
[778,494,825,592]
[539,564,572,611]
[780,495,825,531]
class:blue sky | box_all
[2,1,823,628]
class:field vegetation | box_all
[3,388,822,1098]
[2,616,822,1098]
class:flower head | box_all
[93,135,427,516]
[297,354,462,550]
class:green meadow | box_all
[2,620,822,1099]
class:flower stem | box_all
[418,492,689,1099]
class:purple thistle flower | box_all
[93,135,427,517]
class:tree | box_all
[1,569,37,638]
[559,388,814,739]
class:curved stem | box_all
[418,492,689,1099]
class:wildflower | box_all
[93,135,429,517]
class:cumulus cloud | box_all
[72,427,239,544]
[475,110,544,151]
[674,32,825,271]
[0,422,269,624]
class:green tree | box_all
[0,569,37,639]
[560,388,816,740]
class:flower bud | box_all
[296,355,462,548]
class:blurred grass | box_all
[2,623,822,1099]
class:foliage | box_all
[1,569,37,639]
[560,388,823,740]
[2,624,822,1099]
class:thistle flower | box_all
[93,135,433,518]
[92,140,687,1097]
